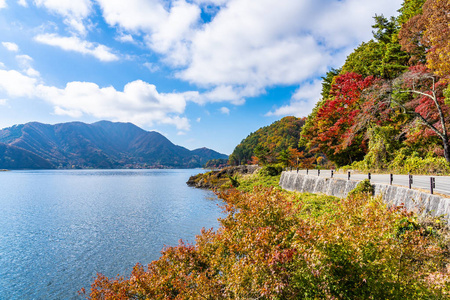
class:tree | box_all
[397,0,426,26]
[320,68,341,99]
[399,0,450,78]
[392,65,450,162]
[302,72,375,166]
[421,0,450,78]
[342,15,409,80]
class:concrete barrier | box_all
[280,171,450,221]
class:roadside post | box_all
[430,177,436,194]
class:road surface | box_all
[287,169,450,197]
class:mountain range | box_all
[0,121,227,169]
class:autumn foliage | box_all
[300,0,450,170]
[84,187,450,299]
[229,116,313,167]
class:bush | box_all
[348,179,374,197]
[84,188,450,299]
[259,164,283,176]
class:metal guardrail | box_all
[286,169,450,196]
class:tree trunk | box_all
[443,136,450,164]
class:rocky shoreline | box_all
[186,165,261,189]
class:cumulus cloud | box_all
[2,42,19,52]
[0,69,38,97]
[90,0,401,109]
[177,0,401,114]
[4,0,405,123]
[36,80,191,130]
[179,0,401,89]
[34,0,92,35]
[0,65,193,130]
[96,0,201,66]
[34,33,119,62]
[0,0,6,9]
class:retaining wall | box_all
[280,171,450,221]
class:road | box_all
[287,169,450,197]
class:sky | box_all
[0,0,403,155]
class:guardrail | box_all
[285,169,449,196]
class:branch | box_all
[396,89,434,100]
[395,79,448,140]
[390,98,445,140]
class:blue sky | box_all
[0,0,402,155]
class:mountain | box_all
[0,143,55,169]
[0,121,227,169]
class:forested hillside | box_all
[300,0,450,173]
[229,116,314,167]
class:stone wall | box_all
[280,171,450,221]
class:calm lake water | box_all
[0,169,222,299]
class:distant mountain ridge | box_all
[0,121,228,169]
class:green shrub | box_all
[348,179,374,197]
[259,164,283,176]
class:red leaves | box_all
[304,72,376,165]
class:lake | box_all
[0,169,222,299]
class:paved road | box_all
[287,169,450,197]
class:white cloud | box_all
[0,99,8,106]
[25,68,40,77]
[35,80,190,130]
[95,0,166,31]
[34,0,92,35]
[96,0,201,66]
[179,0,402,91]
[220,107,230,115]
[0,63,197,131]
[115,33,134,43]
[18,0,28,7]
[91,0,402,108]
[0,70,38,97]
[2,42,19,52]
[34,33,119,62]
[16,54,32,64]
[0,0,6,9]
